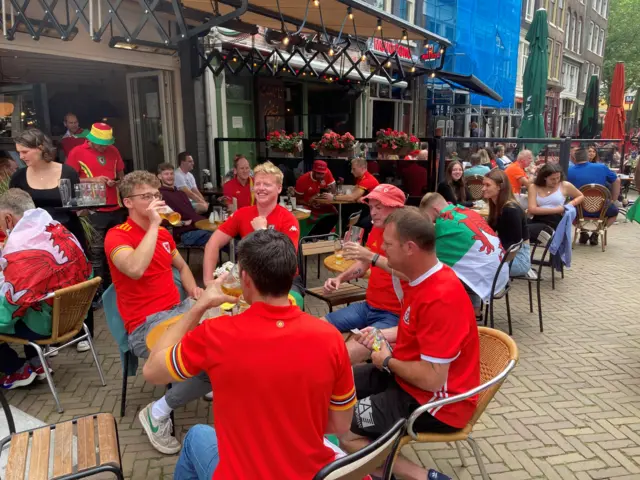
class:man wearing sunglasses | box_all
[104,170,203,455]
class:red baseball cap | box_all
[362,184,406,208]
[312,160,328,175]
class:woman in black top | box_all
[482,168,531,277]
[437,160,474,207]
[11,129,94,349]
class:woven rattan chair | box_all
[573,184,611,252]
[0,277,105,413]
[465,175,485,201]
[395,327,519,480]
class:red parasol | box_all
[602,62,626,144]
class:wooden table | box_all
[195,219,219,232]
[324,254,370,278]
[293,209,311,220]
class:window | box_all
[517,40,529,86]
[525,0,535,22]
[547,39,553,79]
[588,21,594,52]
[570,13,577,51]
[576,20,582,54]
[557,0,564,30]
[592,0,597,10]
[598,27,604,55]
[592,25,599,52]
[603,0,608,18]
[406,0,415,22]
[597,0,603,15]
[595,66,600,80]
[565,9,572,47]
[583,62,590,92]
[550,0,556,24]
[555,42,562,79]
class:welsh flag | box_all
[435,204,508,302]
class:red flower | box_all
[274,131,281,137]
[392,145,397,150]
[382,143,388,148]
[311,142,317,149]
[266,135,271,141]
[410,135,418,142]
[298,132,304,136]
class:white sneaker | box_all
[45,346,59,357]
[138,402,181,454]
[77,341,90,352]
[204,391,213,401]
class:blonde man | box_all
[104,170,203,456]
[203,161,300,285]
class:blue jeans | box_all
[174,425,220,480]
[326,302,398,332]
[0,321,48,374]
[510,242,531,277]
[181,229,213,247]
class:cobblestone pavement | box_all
[3,216,640,479]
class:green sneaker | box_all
[138,402,181,454]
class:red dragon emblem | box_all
[440,207,503,258]
[2,223,92,318]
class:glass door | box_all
[126,71,175,171]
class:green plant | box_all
[266,130,304,153]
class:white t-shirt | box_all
[175,168,197,190]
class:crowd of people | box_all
[0,117,631,479]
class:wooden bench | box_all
[1,389,123,480]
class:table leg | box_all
[338,204,343,237]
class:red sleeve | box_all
[65,150,81,174]
[416,297,469,364]
[104,227,132,261]
[218,209,242,237]
[330,334,357,411]
[279,211,300,252]
[166,323,219,381]
[294,175,306,195]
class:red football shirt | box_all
[365,227,402,315]
[355,171,379,194]
[166,302,356,479]
[218,205,300,251]
[66,142,125,212]
[104,219,180,333]
[60,130,87,156]
[295,171,336,215]
[393,263,480,429]
[223,177,254,209]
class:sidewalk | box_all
[3,218,640,479]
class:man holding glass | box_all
[323,184,407,365]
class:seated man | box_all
[293,160,338,237]
[568,147,621,245]
[340,207,480,480]
[157,163,212,247]
[104,171,203,454]
[419,193,508,319]
[203,161,300,289]
[323,185,406,364]
[175,151,208,214]
[143,229,355,479]
[0,189,92,389]
[222,155,253,211]
[463,153,490,177]
[505,150,533,194]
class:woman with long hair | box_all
[588,145,601,163]
[482,169,531,277]
[437,160,474,207]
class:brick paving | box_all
[4,215,640,479]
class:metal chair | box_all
[465,175,485,201]
[573,184,611,252]
[313,419,406,480]
[395,327,519,480]
[0,277,104,414]
[483,241,522,335]
[0,388,124,480]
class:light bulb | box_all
[377,24,382,31]
[313,0,319,6]
[430,72,436,78]
[361,54,366,61]
[329,48,334,56]
[386,61,391,68]
[283,36,289,45]
[411,66,416,72]
[402,30,408,41]
[349,12,354,20]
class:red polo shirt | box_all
[223,177,254,209]
[166,302,357,479]
[394,263,479,429]
[67,142,125,212]
[355,171,379,194]
[60,129,88,156]
[218,205,299,250]
[104,219,180,333]
[295,171,336,215]
[365,227,403,315]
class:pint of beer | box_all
[159,206,182,226]
[221,264,242,297]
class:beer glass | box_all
[58,179,72,207]
[159,206,182,226]
[334,239,344,265]
[346,226,363,245]
[221,264,242,298]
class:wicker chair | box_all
[395,327,519,480]
[573,184,611,252]
[0,277,105,413]
[465,175,485,201]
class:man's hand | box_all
[323,277,341,293]
[106,179,117,188]
[190,286,204,300]
[93,176,111,185]
[146,199,166,227]
[251,216,268,231]
[322,193,335,202]
[343,242,374,263]
[356,328,392,369]
[371,340,392,370]
[195,273,237,310]
[287,187,296,197]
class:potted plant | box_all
[311,132,358,158]
[266,130,304,155]
[376,129,419,157]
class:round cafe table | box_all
[324,254,370,278]
[195,219,219,232]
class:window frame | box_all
[598,27,604,56]
[525,0,535,22]
[583,62,589,93]
[588,21,594,52]
[576,19,582,54]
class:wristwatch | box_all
[371,253,380,267]
[382,355,392,374]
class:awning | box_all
[182,0,451,44]
[430,70,502,103]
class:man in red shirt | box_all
[294,160,337,237]
[67,123,126,292]
[222,155,253,211]
[143,229,355,479]
[59,112,88,158]
[323,184,406,364]
[203,161,300,286]
[105,170,204,455]
[341,207,480,480]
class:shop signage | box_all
[420,45,442,62]
[369,38,415,62]
[625,95,635,104]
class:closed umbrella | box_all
[517,8,548,155]
[601,62,626,144]
[580,75,600,139]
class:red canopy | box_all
[602,62,626,143]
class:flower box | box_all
[376,129,419,158]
